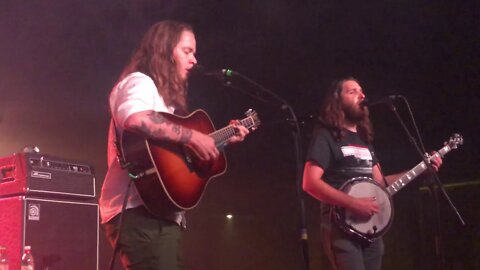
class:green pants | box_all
[103,206,185,270]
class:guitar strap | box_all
[109,109,131,170]
[106,110,136,270]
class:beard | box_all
[343,103,369,123]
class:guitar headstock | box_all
[445,133,463,149]
[244,109,261,131]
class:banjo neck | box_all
[386,134,462,196]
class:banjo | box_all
[332,133,463,243]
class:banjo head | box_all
[334,176,394,242]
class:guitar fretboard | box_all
[210,117,255,148]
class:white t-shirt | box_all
[99,72,179,224]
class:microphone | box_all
[205,68,236,78]
[192,65,236,79]
[221,69,236,77]
[361,95,401,107]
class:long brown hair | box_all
[317,77,374,143]
[119,20,193,111]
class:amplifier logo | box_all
[28,203,40,221]
[31,171,52,179]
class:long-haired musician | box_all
[99,20,249,269]
[302,77,442,270]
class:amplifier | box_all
[0,152,95,199]
[0,196,99,270]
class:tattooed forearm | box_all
[151,127,167,139]
[131,112,192,144]
[147,112,168,124]
[137,121,152,136]
[172,125,181,135]
[179,127,192,144]
[137,120,167,139]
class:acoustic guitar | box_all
[120,109,260,217]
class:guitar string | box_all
[210,118,254,145]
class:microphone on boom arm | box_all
[360,95,402,107]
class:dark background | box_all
[0,1,479,269]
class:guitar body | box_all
[121,110,227,216]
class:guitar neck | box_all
[386,144,452,196]
[209,117,255,149]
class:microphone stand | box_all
[385,96,465,270]
[220,70,310,270]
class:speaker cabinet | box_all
[0,196,99,270]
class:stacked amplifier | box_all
[0,152,99,270]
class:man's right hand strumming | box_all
[349,197,380,219]
[187,130,219,161]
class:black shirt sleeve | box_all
[306,128,332,170]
